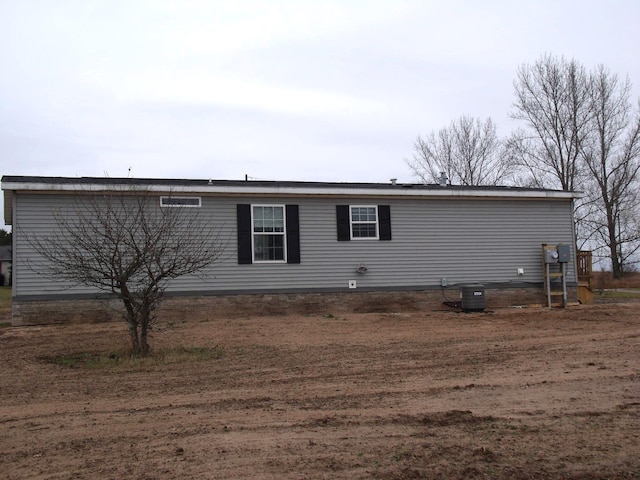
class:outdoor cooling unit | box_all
[460,284,486,312]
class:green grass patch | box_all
[595,289,640,299]
[0,286,11,307]
[40,345,224,369]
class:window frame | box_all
[251,204,287,263]
[159,196,202,208]
[349,205,379,240]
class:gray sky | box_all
[1,0,639,211]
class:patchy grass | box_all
[591,272,640,301]
[0,287,11,323]
[592,271,640,290]
[594,290,640,300]
[0,286,10,306]
[39,345,225,369]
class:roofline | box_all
[1,175,581,200]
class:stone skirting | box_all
[10,286,579,326]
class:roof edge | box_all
[1,175,582,200]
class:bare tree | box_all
[509,54,640,276]
[28,191,224,355]
[407,116,512,186]
[509,54,592,191]
[580,67,640,277]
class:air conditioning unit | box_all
[460,284,486,312]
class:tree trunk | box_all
[120,288,144,355]
[140,324,150,356]
[138,304,152,356]
[129,324,141,354]
[604,202,624,279]
[610,240,623,279]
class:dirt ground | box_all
[1,301,639,479]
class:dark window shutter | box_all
[237,204,252,264]
[336,205,350,241]
[378,205,392,241]
[286,204,300,264]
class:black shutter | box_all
[286,204,300,264]
[378,205,392,241]
[237,204,252,264]
[336,205,350,241]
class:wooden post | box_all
[577,250,593,304]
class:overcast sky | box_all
[1,0,639,199]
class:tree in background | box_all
[0,229,11,246]
[580,66,640,277]
[509,54,593,192]
[27,192,225,355]
[510,55,640,276]
[407,116,513,186]
[506,54,594,260]
[408,54,640,275]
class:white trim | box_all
[350,205,379,240]
[251,204,287,263]
[1,180,582,200]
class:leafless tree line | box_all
[407,54,640,277]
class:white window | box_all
[350,206,378,239]
[160,196,201,207]
[252,205,286,262]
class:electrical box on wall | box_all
[557,244,571,263]
[544,249,559,264]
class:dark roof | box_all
[1,175,570,194]
[0,245,11,262]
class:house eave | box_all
[1,176,581,201]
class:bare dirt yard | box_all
[1,300,639,479]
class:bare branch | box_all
[580,66,640,277]
[407,116,513,186]
[510,54,592,192]
[26,189,225,354]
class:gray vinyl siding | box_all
[12,192,576,297]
